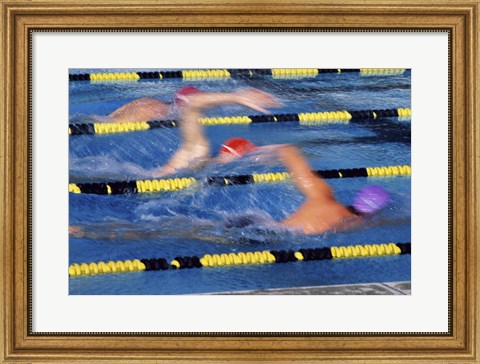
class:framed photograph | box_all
[1,0,478,363]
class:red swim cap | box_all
[173,86,203,106]
[219,138,257,157]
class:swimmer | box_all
[272,144,390,234]
[217,144,390,235]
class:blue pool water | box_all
[69,69,411,295]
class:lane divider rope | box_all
[69,242,411,277]
[69,107,411,135]
[69,68,407,82]
[68,165,411,195]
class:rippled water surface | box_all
[69,69,411,294]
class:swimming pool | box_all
[69,69,411,295]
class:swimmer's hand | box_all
[233,88,283,114]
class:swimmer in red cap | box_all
[215,137,259,164]
[151,87,282,177]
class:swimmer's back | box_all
[280,198,358,234]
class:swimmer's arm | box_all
[276,145,334,201]
[179,107,210,147]
[150,107,211,178]
[187,89,282,113]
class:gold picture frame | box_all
[1,0,478,362]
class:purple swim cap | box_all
[353,185,390,214]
